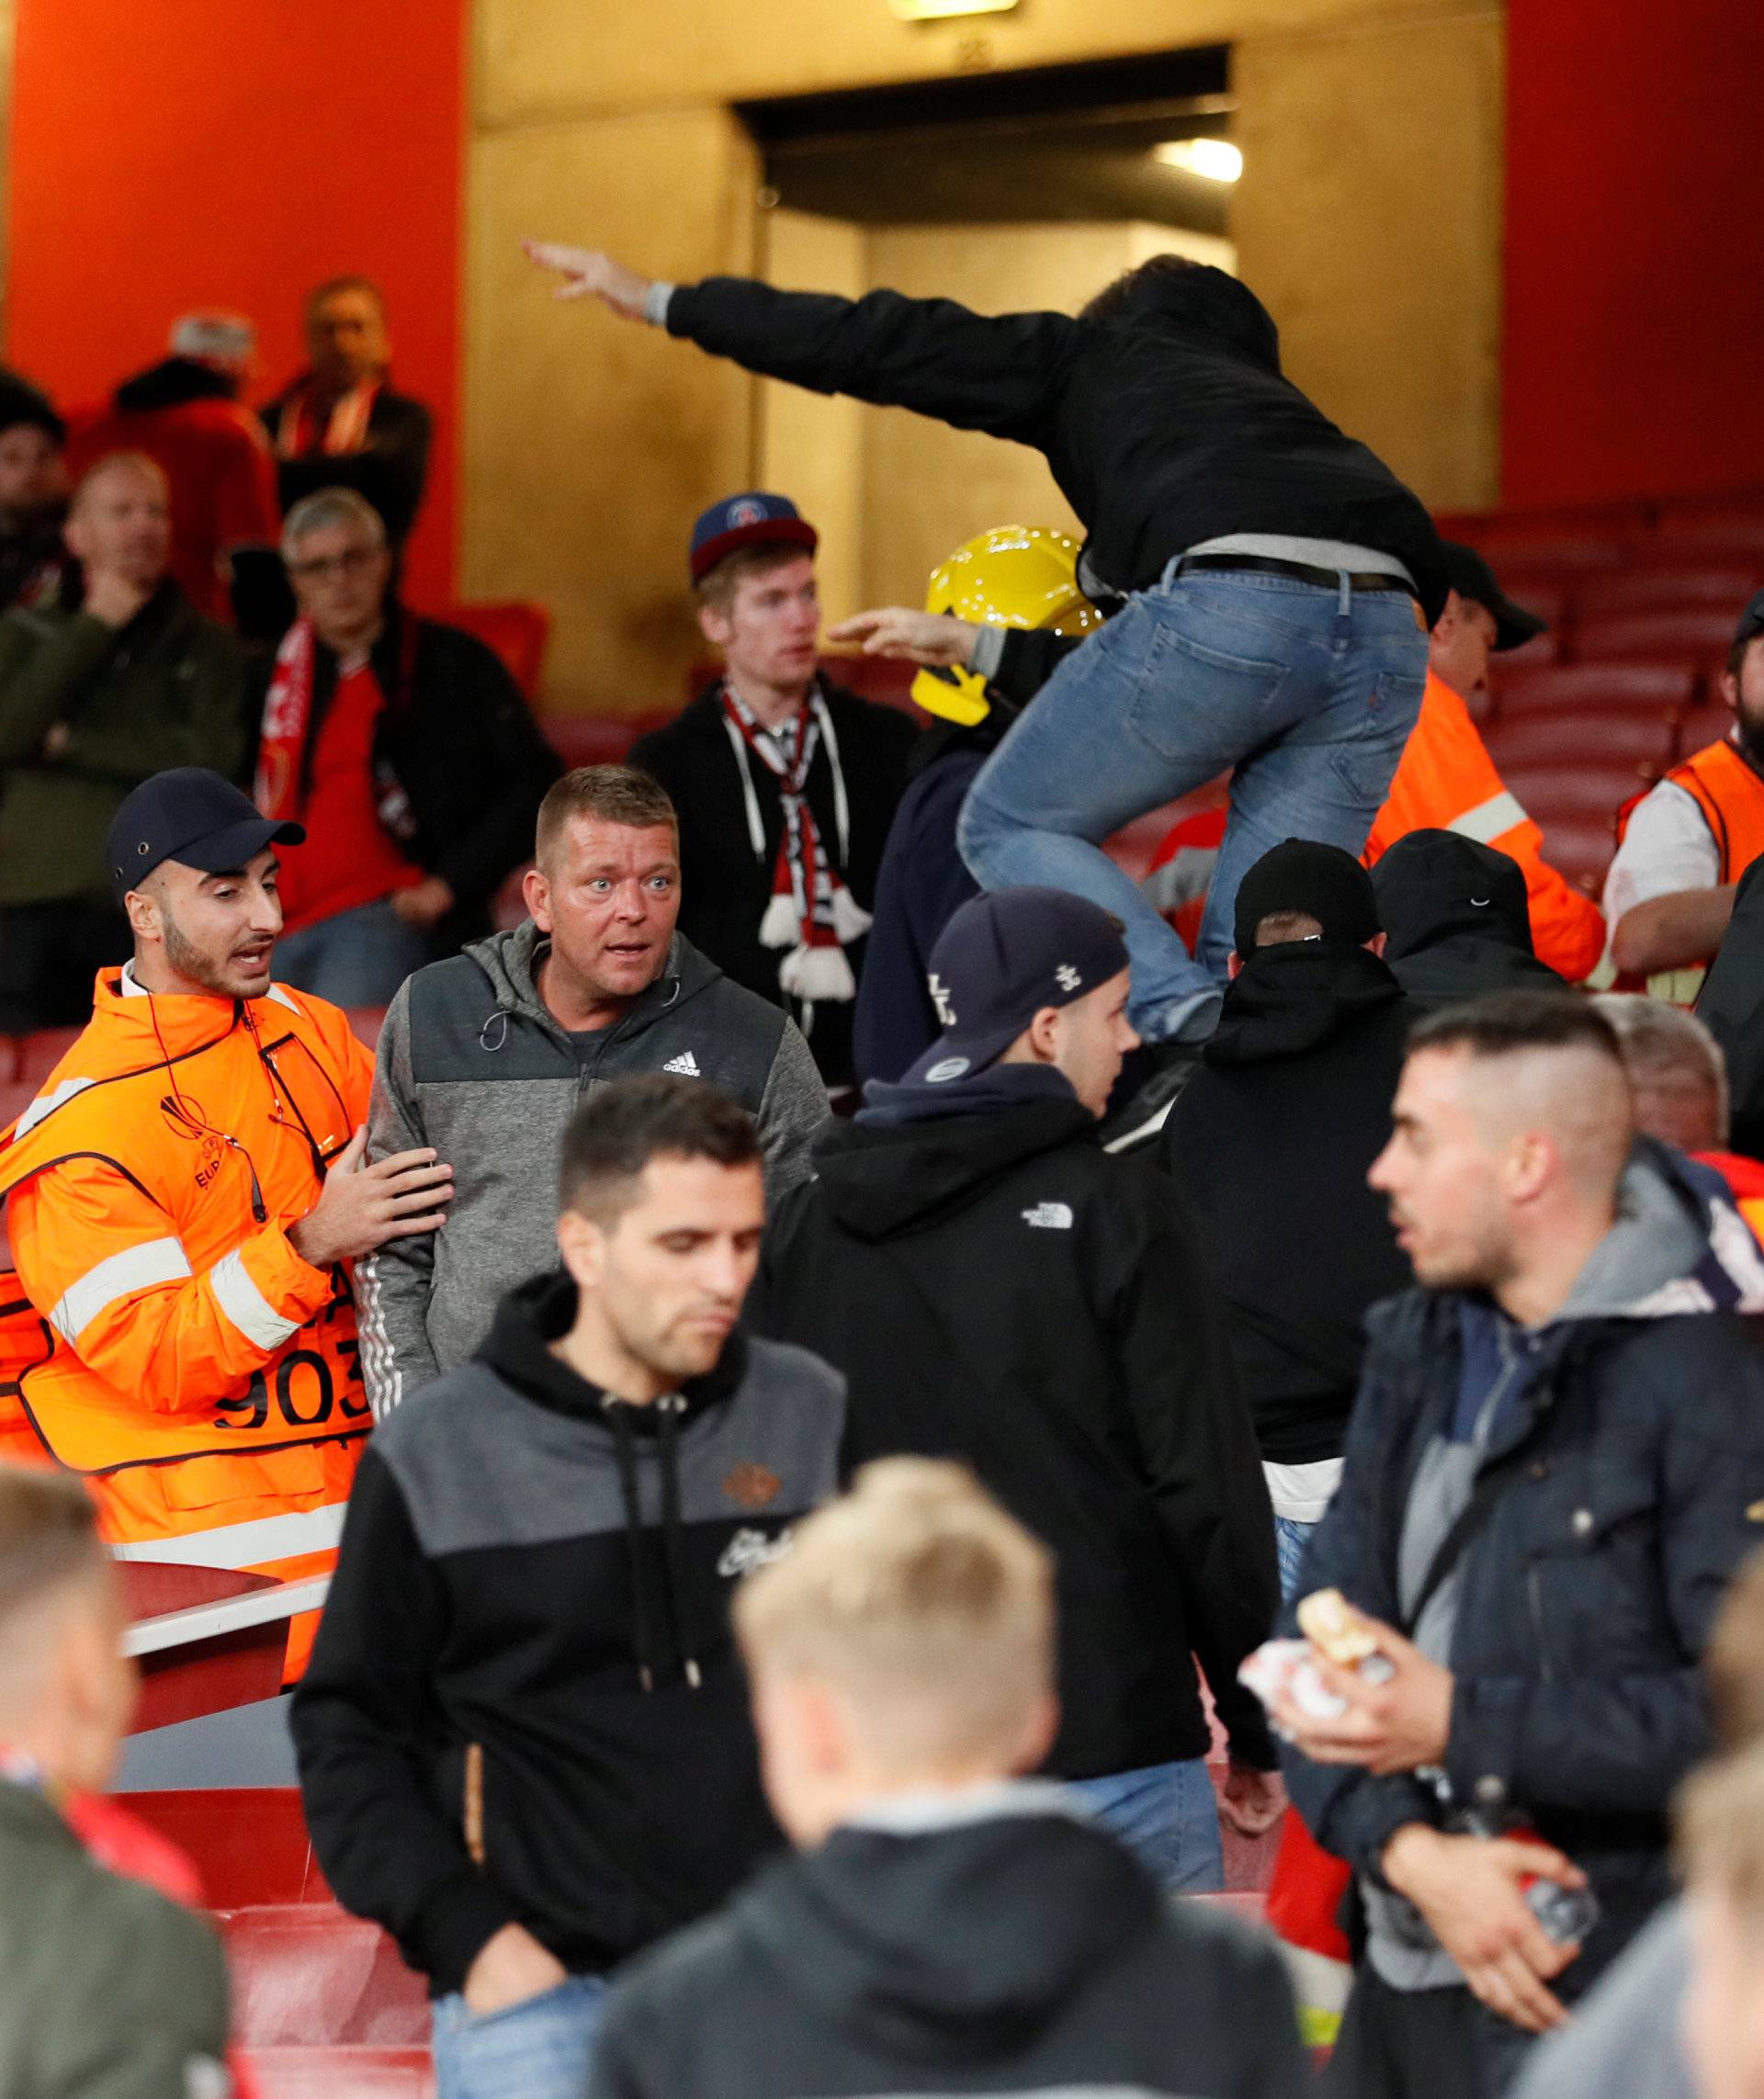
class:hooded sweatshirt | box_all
[590,1786,1309,2099]
[747,1061,1281,1778]
[1372,829,1568,1011]
[359,920,829,1409]
[663,266,1448,618]
[1163,942,1414,1474]
[291,1271,846,1995]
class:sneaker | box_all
[1100,1038,1206,1154]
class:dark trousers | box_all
[1325,1967,1537,2099]
[0,900,130,1032]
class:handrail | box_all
[124,1575,331,1660]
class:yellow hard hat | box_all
[912,525,1104,726]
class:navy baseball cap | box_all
[901,886,1131,1086]
[106,768,304,902]
[1232,839,1382,955]
[688,491,818,584]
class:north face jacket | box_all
[591,1787,1307,2099]
[293,1271,845,1993]
[746,1065,1280,1779]
[1281,1143,1764,2003]
[360,920,827,1409]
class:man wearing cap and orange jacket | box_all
[0,765,453,1672]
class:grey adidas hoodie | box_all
[359,920,827,1411]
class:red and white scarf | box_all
[254,616,416,841]
[275,377,379,459]
[720,683,871,1003]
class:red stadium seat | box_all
[1497,575,1570,631]
[1453,528,1627,572]
[242,2047,433,2099]
[1574,610,1738,668]
[442,602,551,702]
[539,710,674,772]
[220,1905,428,2048]
[1574,563,1762,619]
[345,1009,386,1053]
[1677,704,1736,760]
[1644,518,1764,564]
[118,1789,330,1908]
[1521,814,1623,893]
[1650,491,1764,534]
[1491,662,1696,717]
[1486,711,1674,779]
[1498,761,1637,891]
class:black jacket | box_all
[249,605,560,942]
[1697,851,1764,1161]
[1281,1149,1764,2001]
[746,1067,1280,1777]
[667,271,1449,620]
[1373,829,1567,1011]
[260,378,433,543]
[590,1793,1308,2099]
[630,678,918,1087]
[1163,942,1414,1465]
[292,1273,846,1993]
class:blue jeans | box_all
[275,895,432,1008]
[432,1975,607,2099]
[958,568,1429,1042]
[1069,1755,1224,1892]
[1276,1516,1317,1602]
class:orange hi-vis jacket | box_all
[1611,737,1764,1003]
[1363,671,1607,983]
[0,969,375,1631]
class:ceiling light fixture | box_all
[888,0,1018,17]
[1152,138,1243,184]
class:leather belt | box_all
[1175,552,1415,593]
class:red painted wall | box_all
[1504,2,1764,507]
[5,0,465,606]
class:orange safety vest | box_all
[1363,671,1607,983]
[0,971,375,1667]
[1612,737,1764,1003]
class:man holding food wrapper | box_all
[1238,989,1764,2097]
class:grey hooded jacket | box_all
[360,920,826,1410]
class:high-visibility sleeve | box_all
[9,1157,334,1416]
[1500,816,1607,983]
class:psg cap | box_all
[689,491,818,584]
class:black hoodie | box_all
[747,1066,1280,1777]
[291,1272,846,1995]
[590,1790,1308,2099]
[1163,942,1415,1466]
[1372,829,1568,1011]
[666,268,1448,618]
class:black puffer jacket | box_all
[1282,1145,1764,2002]
[666,269,1448,619]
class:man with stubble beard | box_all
[0,766,452,1672]
[360,763,827,1413]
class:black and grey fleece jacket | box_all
[360,920,828,1410]
[292,1271,846,1995]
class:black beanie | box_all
[1233,838,1383,954]
[0,368,65,447]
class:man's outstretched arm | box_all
[524,243,1076,446]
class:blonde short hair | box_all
[733,1459,1054,1773]
[1679,1740,1764,1922]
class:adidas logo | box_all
[1022,1201,1074,1231]
[662,1051,703,1078]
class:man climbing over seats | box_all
[525,236,1444,1135]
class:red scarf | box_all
[719,684,870,1004]
[275,376,379,458]
[254,616,417,841]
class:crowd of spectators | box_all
[4,243,1764,2099]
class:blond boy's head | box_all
[734,1460,1057,1844]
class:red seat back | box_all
[1575,563,1762,619]
[220,1904,428,2048]
[442,602,551,702]
[1574,609,1737,668]
[1492,663,1697,717]
[1486,710,1674,778]
[1677,704,1736,761]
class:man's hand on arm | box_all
[1381,1824,1585,2034]
[825,608,981,669]
[1610,886,1737,977]
[1273,1616,1453,1777]
[288,1125,452,1270]
[522,243,653,320]
[462,1923,569,2018]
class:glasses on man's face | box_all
[288,547,378,582]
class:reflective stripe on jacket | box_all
[0,970,375,1581]
[1364,671,1607,982]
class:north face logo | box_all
[662,1051,702,1078]
[1022,1202,1074,1230]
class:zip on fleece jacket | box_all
[356,920,827,1412]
